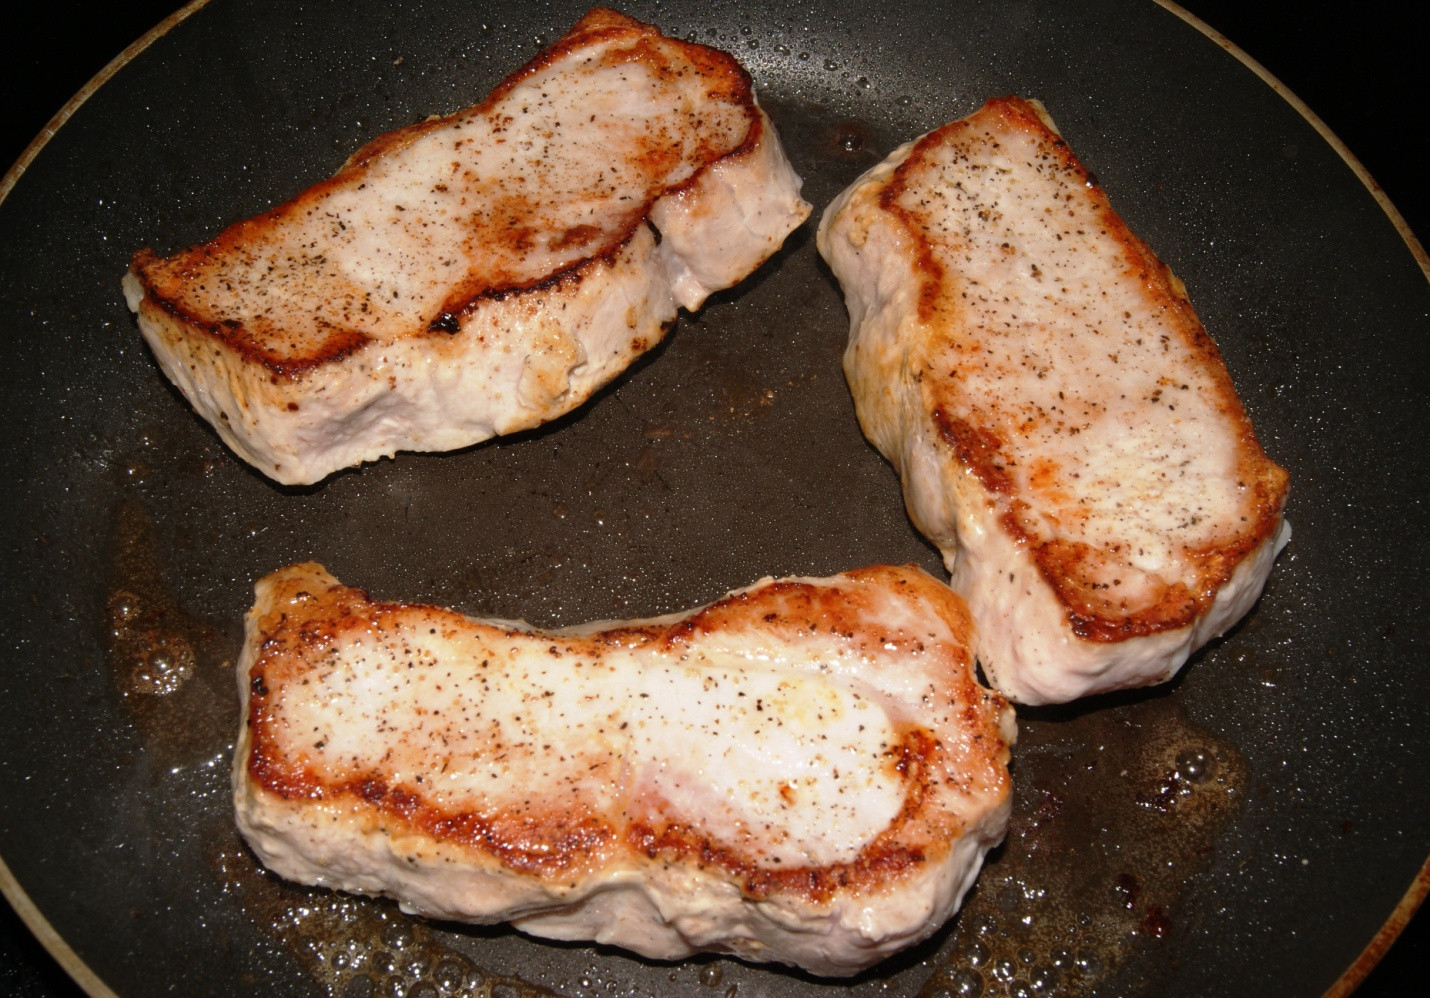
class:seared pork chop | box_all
[817,96,1289,705]
[123,9,809,485]
[234,562,1014,976]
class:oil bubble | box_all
[1176,748,1213,783]
[1029,964,1059,990]
[699,963,724,987]
[131,638,194,696]
[109,590,141,627]
[381,920,413,949]
[962,939,990,967]
[945,967,984,996]
[432,958,466,992]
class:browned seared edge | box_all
[886,96,1289,643]
[244,564,1011,903]
[128,8,760,380]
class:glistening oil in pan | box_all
[207,863,547,998]
[921,694,1249,998]
[102,454,1246,997]
[105,497,236,769]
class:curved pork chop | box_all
[817,96,1289,705]
[234,562,1014,976]
[124,8,809,485]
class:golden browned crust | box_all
[889,97,1289,642]
[127,8,761,380]
[242,562,1010,903]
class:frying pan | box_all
[2,1,1427,995]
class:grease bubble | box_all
[381,921,414,951]
[962,939,990,967]
[109,590,141,626]
[131,639,194,695]
[433,959,466,992]
[1029,965,1059,991]
[946,967,984,996]
[1176,748,1213,783]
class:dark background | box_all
[2,2,1424,995]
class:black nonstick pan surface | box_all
[2,2,1427,995]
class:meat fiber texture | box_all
[124,8,810,485]
[234,562,1014,976]
[817,96,1289,705]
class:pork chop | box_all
[123,8,809,485]
[817,96,1290,705]
[234,562,1014,976]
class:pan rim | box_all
[1,2,1425,995]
